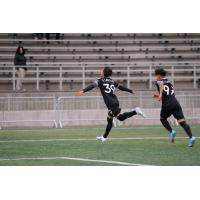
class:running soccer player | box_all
[75,67,146,142]
[154,68,196,147]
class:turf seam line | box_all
[0,136,198,143]
[0,156,151,166]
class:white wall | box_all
[1,108,200,128]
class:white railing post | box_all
[57,96,62,128]
[13,66,16,91]
[127,65,130,88]
[149,65,152,89]
[82,65,85,89]
[7,95,10,111]
[36,66,39,91]
[59,66,63,91]
[171,65,174,85]
[54,96,59,128]
[193,65,197,89]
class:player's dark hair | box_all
[103,67,112,77]
[155,68,167,77]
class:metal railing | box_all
[0,64,200,91]
[0,96,58,128]
[0,96,57,111]
[1,37,200,42]
[0,94,200,128]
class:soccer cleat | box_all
[135,107,146,118]
[188,136,196,147]
[170,130,176,143]
[96,136,107,143]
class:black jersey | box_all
[95,77,120,109]
[83,77,133,110]
[156,78,178,107]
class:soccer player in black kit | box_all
[76,67,146,142]
[154,68,196,147]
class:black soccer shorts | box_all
[160,102,185,120]
[108,106,121,118]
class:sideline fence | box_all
[0,94,200,128]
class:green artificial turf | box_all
[0,126,199,166]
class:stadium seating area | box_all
[0,33,200,128]
[0,33,200,91]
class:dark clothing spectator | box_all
[33,33,44,40]
[33,33,61,40]
[14,53,27,70]
[14,46,27,91]
[46,33,60,40]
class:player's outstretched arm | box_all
[153,81,164,101]
[75,90,84,96]
[75,84,96,96]
[153,94,159,100]
[158,81,164,101]
[117,85,134,94]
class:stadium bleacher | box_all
[0,33,200,92]
[0,33,200,128]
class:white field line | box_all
[0,156,150,166]
[0,136,199,143]
[1,126,200,132]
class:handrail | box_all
[0,96,55,99]
[58,94,200,100]
[1,38,200,42]
[1,68,197,72]
[0,64,199,91]
[1,45,200,50]
[0,94,200,101]
[1,64,200,68]
[1,52,200,57]
[1,61,200,65]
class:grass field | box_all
[0,126,199,166]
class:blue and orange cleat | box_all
[188,136,196,147]
[170,130,176,143]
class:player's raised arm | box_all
[75,81,98,96]
[157,81,164,101]
[116,83,134,94]
[153,81,164,101]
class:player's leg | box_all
[160,107,176,143]
[16,69,21,91]
[20,68,25,90]
[178,120,195,147]
[103,114,113,138]
[117,110,137,121]
[117,107,146,121]
[160,118,172,132]
[173,105,196,147]
[96,111,113,142]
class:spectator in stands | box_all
[46,33,60,40]
[14,46,27,91]
[33,33,44,40]
[198,79,200,88]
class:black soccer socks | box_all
[103,117,113,138]
[179,121,193,138]
[160,118,173,133]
